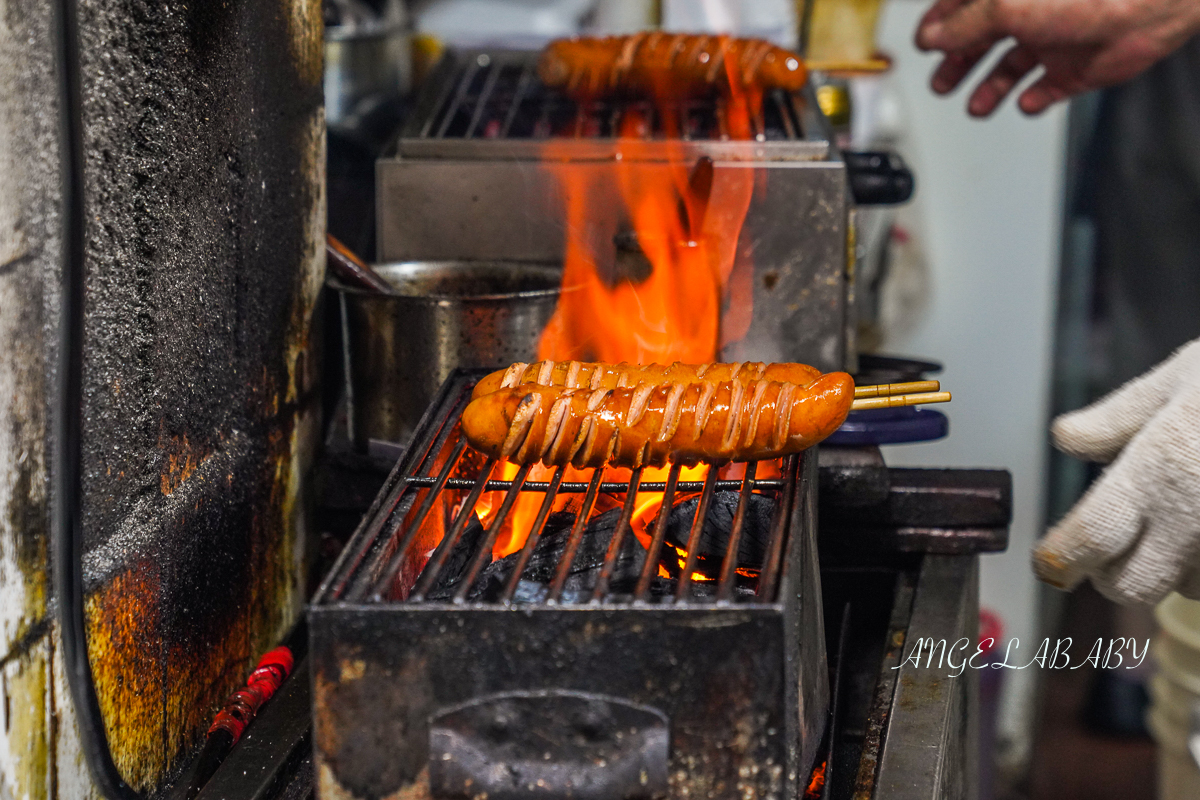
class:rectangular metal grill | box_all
[413,50,808,143]
[332,372,802,606]
[312,370,830,800]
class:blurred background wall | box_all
[868,0,1067,767]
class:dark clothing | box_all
[1092,36,1200,389]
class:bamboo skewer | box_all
[854,380,940,399]
[806,58,892,74]
[851,391,952,411]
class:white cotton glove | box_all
[1033,338,1200,605]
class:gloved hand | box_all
[1034,339,1200,604]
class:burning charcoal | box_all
[664,491,776,579]
[424,516,488,600]
[456,508,648,603]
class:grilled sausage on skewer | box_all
[461,373,854,468]
[538,33,807,101]
[471,360,823,401]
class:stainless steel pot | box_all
[324,5,411,129]
[336,260,561,445]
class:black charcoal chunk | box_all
[436,508,650,603]
[664,491,776,579]
[425,516,488,599]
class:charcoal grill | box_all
[404,49,822,146]
[310,370,829,800]
[375,50,911,374]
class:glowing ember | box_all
[803,759,827,799]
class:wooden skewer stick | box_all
[854,380,940,399]
[851,391,952,411]
[806,58,892,74]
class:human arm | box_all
[914,0,1200,116]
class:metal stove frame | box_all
[310,370,829,800]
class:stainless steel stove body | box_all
[376,50,856,373]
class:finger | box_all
[1017,75,1072,116]
[966,44,1039,117]
[915,0,972,50]
[928,41,996,94]
[918,0,1002,53]
[1032,460,1144,592]
[1093,516,1196,605]
[1052,340,1200,462]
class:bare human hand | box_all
[915,0,1200,117]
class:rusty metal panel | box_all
[312,607,790,800]
[3,0,324,795]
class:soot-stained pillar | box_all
[75,0,325,790]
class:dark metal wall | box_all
[1,0,325,794]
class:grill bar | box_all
[342,392,473,602]
[758,453,800,600]
[589,466,644,602]
[409,456,498,601]
[717,461,758,602]
[773,91,797,139]
[464,60,502,139]
[547,469,604,602]
[435,60,481,138]
[404,476,786,493]
[499,465,566,602]
[633,462,681,601]
[452,463,531,603]
[675,468,719,601]
[499,63,535,138]
[367,436,469,600]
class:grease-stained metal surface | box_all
[70,0,325,791]
[2,0,323,795]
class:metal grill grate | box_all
[412,50,807,143]
[334,372,802,606]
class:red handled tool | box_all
[177,646,294,800]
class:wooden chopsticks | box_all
[851,380,951,411]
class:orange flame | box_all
[469,40,770,573]
[803,759,828,799]
[538,36,759,364]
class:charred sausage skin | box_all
[461,372,853,468]
[538,33,807,101]
[471,360,823,401]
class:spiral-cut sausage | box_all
[461,373,853,468]
[471,360,822,401]
[538,33,807,101]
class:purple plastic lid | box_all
[824,406,949,446]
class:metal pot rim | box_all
[327,259,567,302]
